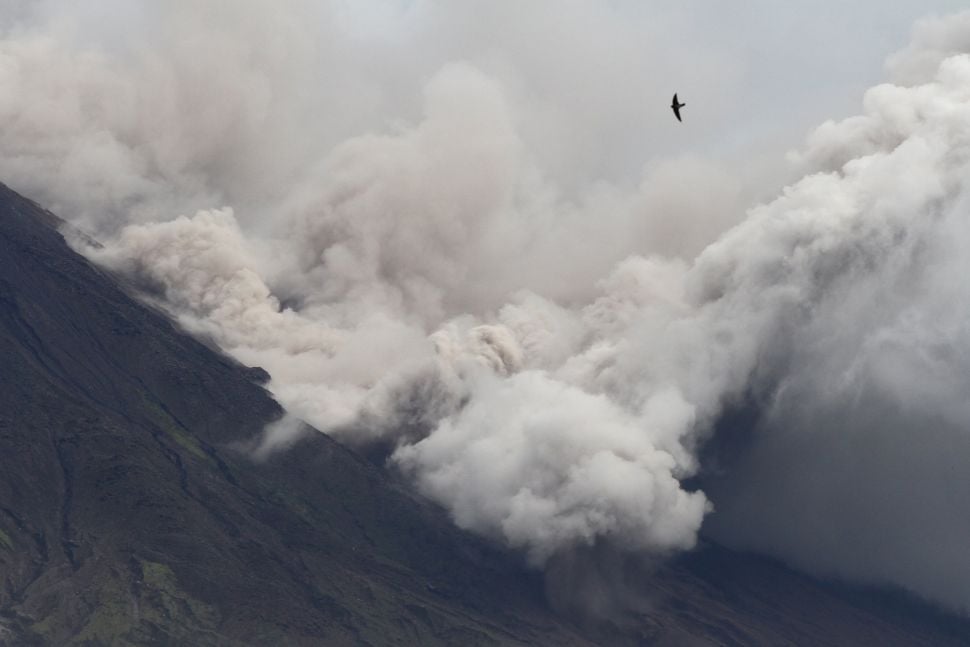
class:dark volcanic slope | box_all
[0,182,968,646]
[0,184,590,646]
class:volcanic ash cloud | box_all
[8,2,970,609]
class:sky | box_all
[3,0,970,615]
[341,0,970,170]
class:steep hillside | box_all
[0,182,967,645]
[0,184,593,645]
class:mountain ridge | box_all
[1,181,968,645]
[0,182,588,645]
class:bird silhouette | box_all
[671,93,685,122]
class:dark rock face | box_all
[0,182,967,645]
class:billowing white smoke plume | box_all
[702,15,970,611]
[4,1,970,611]
[87,64,715,562]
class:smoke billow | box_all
[702,31,970,609]
[4,1,970,612]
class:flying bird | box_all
[671,93,685,122]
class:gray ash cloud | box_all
[4,0,970,611]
